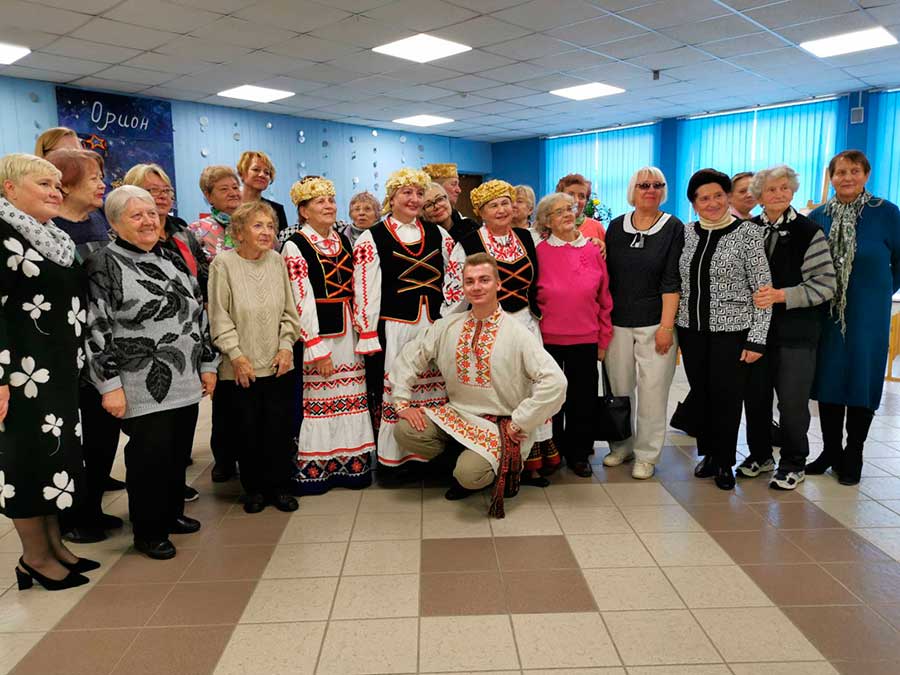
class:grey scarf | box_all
[0,197,75,268]
[825,190,871,334]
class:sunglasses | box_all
[636,182,666,190]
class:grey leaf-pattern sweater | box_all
[84,239,219,419]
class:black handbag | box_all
[594,363,632,442]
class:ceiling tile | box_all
[516,73,587,90]
[71,18,178,50]
[289,63,367,83]
[155,36,252,61]
[868,3,900,25]
[546,15,647,46]
[347,75,411,93]
[448,0,524,10]
[431,92,495,107]
[40,37,142,63]
[628,46,714,70]
[103,0,221,32]
[320,0,393,9]
[189,17,296,49]
[436,74,505,92]
[619,0,729,29]
[0,27,59,51]
[659,13,759,45]
[594,34,680,59]
[14,51,108,76]
[0,64,75,82]
[92,64,172,85]
[507,91,568,107]
[664,60,743,81]
[745,0,858,29]
[479,62,556,83]
[39,0,121,11]
[363,0,477,31]
[325,50,406,75]
[122,52,217,75]
[0,1,91,33]
[384,63,463,84]
[435,49,515,75]
[493,0,604,30]
[467,100,528,114]
[433,16,532,48]
[698,33,787,58]
[238,50,317,74]
[139,85,206,101]
[266,35,359,61]
[71,76,149,93]
[777,11,877,42]
[528,49,614,70]
[482,34,571,60]
[390,84,455,101]
[233,0,351,33]
[308,15,409,48]
[164,0,253,11]
[478,83,542,99]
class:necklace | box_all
[484,227,519,259]
[632,210,662,231]
[386,216,425,256]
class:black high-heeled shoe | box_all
[61,557,102,574]
[16,558,90,591]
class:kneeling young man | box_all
[391,253,566,515]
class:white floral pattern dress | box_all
[0,217,84,517]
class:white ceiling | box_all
[2,0,899,142]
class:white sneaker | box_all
[632,461,655,480]
[603,452,634,467]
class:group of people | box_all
[1,124,899,590]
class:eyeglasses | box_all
[549,205,579,218]
[146,187,175,198]
[636,182,666,190]
[422,194,449,211]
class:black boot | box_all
[806,402,844,475]
[838,406,874,486]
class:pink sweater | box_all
[536,239,613,348]
[579,217,605,241]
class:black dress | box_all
[0,217,85,518]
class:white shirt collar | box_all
[623,211,671,236]
[547,233,587,247]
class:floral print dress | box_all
[0,217,85,518]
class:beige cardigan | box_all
[208,248,301,381]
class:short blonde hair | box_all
[349,191,380,218]
[533,192,575,236]
[0,153,61,197]
[462,252,499,280]
[104,185,155,226]
[626,166,668,206]
[236,151,275,182]
[199,165,240,198]
[514,185,535,210]
[230,200,276,240]
[34,127,79,157]
[123,163,172,188]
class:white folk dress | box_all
[353,217,454,467]
[389,308,566,471]
[282,225,375,494]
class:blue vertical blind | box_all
[543,123,659,218]
[868,90,900,205]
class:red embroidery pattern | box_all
[382,396,447,423]
[353,240,376,331]
[431,405,501,461]
[482,229,525,262]
[303,392,369,418]
[456,312,500,387]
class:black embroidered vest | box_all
[288,231,354,337]
[460,227,541,317]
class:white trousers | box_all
[604,324,678,464]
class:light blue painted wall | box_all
[0,75,493,223]
[490,138,544,196]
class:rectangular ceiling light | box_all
[217,84,294,103]
[392,114,454,127]
[550,82,626,101]
[0,42,30,65]
[800,26,897,57]
[373,33,471,64]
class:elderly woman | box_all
[534,192,613,478]
[44,150,109,262]
[282,177,375,494]
[730,171,757,220]
[420,182,455,234]
[34,127,80,157]
[422,162,479,241]
[339,190,380,246]
[677,169,771,490]
[603,167,684,480]
[189,165,242,262]
[807,150,900,485]
[85,186,219,559]
[209,201,301,512]
[353,168,452,473]
[0,153,94,590]
[556,173,605,241]
[237,150,288,234]
[735,165,837,490]
[512,184,536,229]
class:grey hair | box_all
[105,185,155,225]
[626,166,668,206]
[749,164,800,199]
[514,184,536,210]
[533,192,575,236]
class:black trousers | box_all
[677,328,750,469]
[210,384,235,469]
[229,375,296,497]
[818,402,875,456]
[59,384,122,531]
[745,345,817,472]
[545,343,599,464]
[121,404,198,541]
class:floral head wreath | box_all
[470,179,516,213]
[381,167,431,215]
[421,163,458,181]
[290,176,335,206]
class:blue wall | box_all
[0,75,492,223]
[490,138,544,195]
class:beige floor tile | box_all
[554,507,632,535]
[331,573,418,619]
[0,631,44,673]
[728,664,838,675]
[626,667,731,675]
[280,513,354,544]
[621,505,704,533]
[663,565,772,608]
[0,581,92,631]
[796,476,868,501]
[359,489,422,513]
[858,476,900,500]
[317,617,418,675]
[352,512,421,541]
[602,609,721,666]
[639,532,733,566]
[489,506,562,536]
[882,499,900,515]
[240,577,337,623]
[522,669,625,675]
[546,484,614,509]
[567,533,656,568]
[262,542,346,579]
[293,489,362,515]
[693,607,823,661]
[419,615,519,672]
[855,527,900,559]
[342,540,420,576]
[815,499,900,527]
[868,457,900,476]
[422,487,486,512]
[214,621,325,675]
[512,612,620,668]
[422,509,493,539]
[603,483,678,506]
[582,567,684,610]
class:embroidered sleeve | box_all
[511,325,567,433]
[84,249,124,394]
[281,241,329,362]
[441,240,468,316]
[743,226,772,351]
[277,257,302,354]
[388,318,444,404]
[352,231,382,354]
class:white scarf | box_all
[0,197,75,267]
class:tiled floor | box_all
[2,371,900,673]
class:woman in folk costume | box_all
[353,168,453,472]
[281,177,375,494]
[442,180,557,484]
